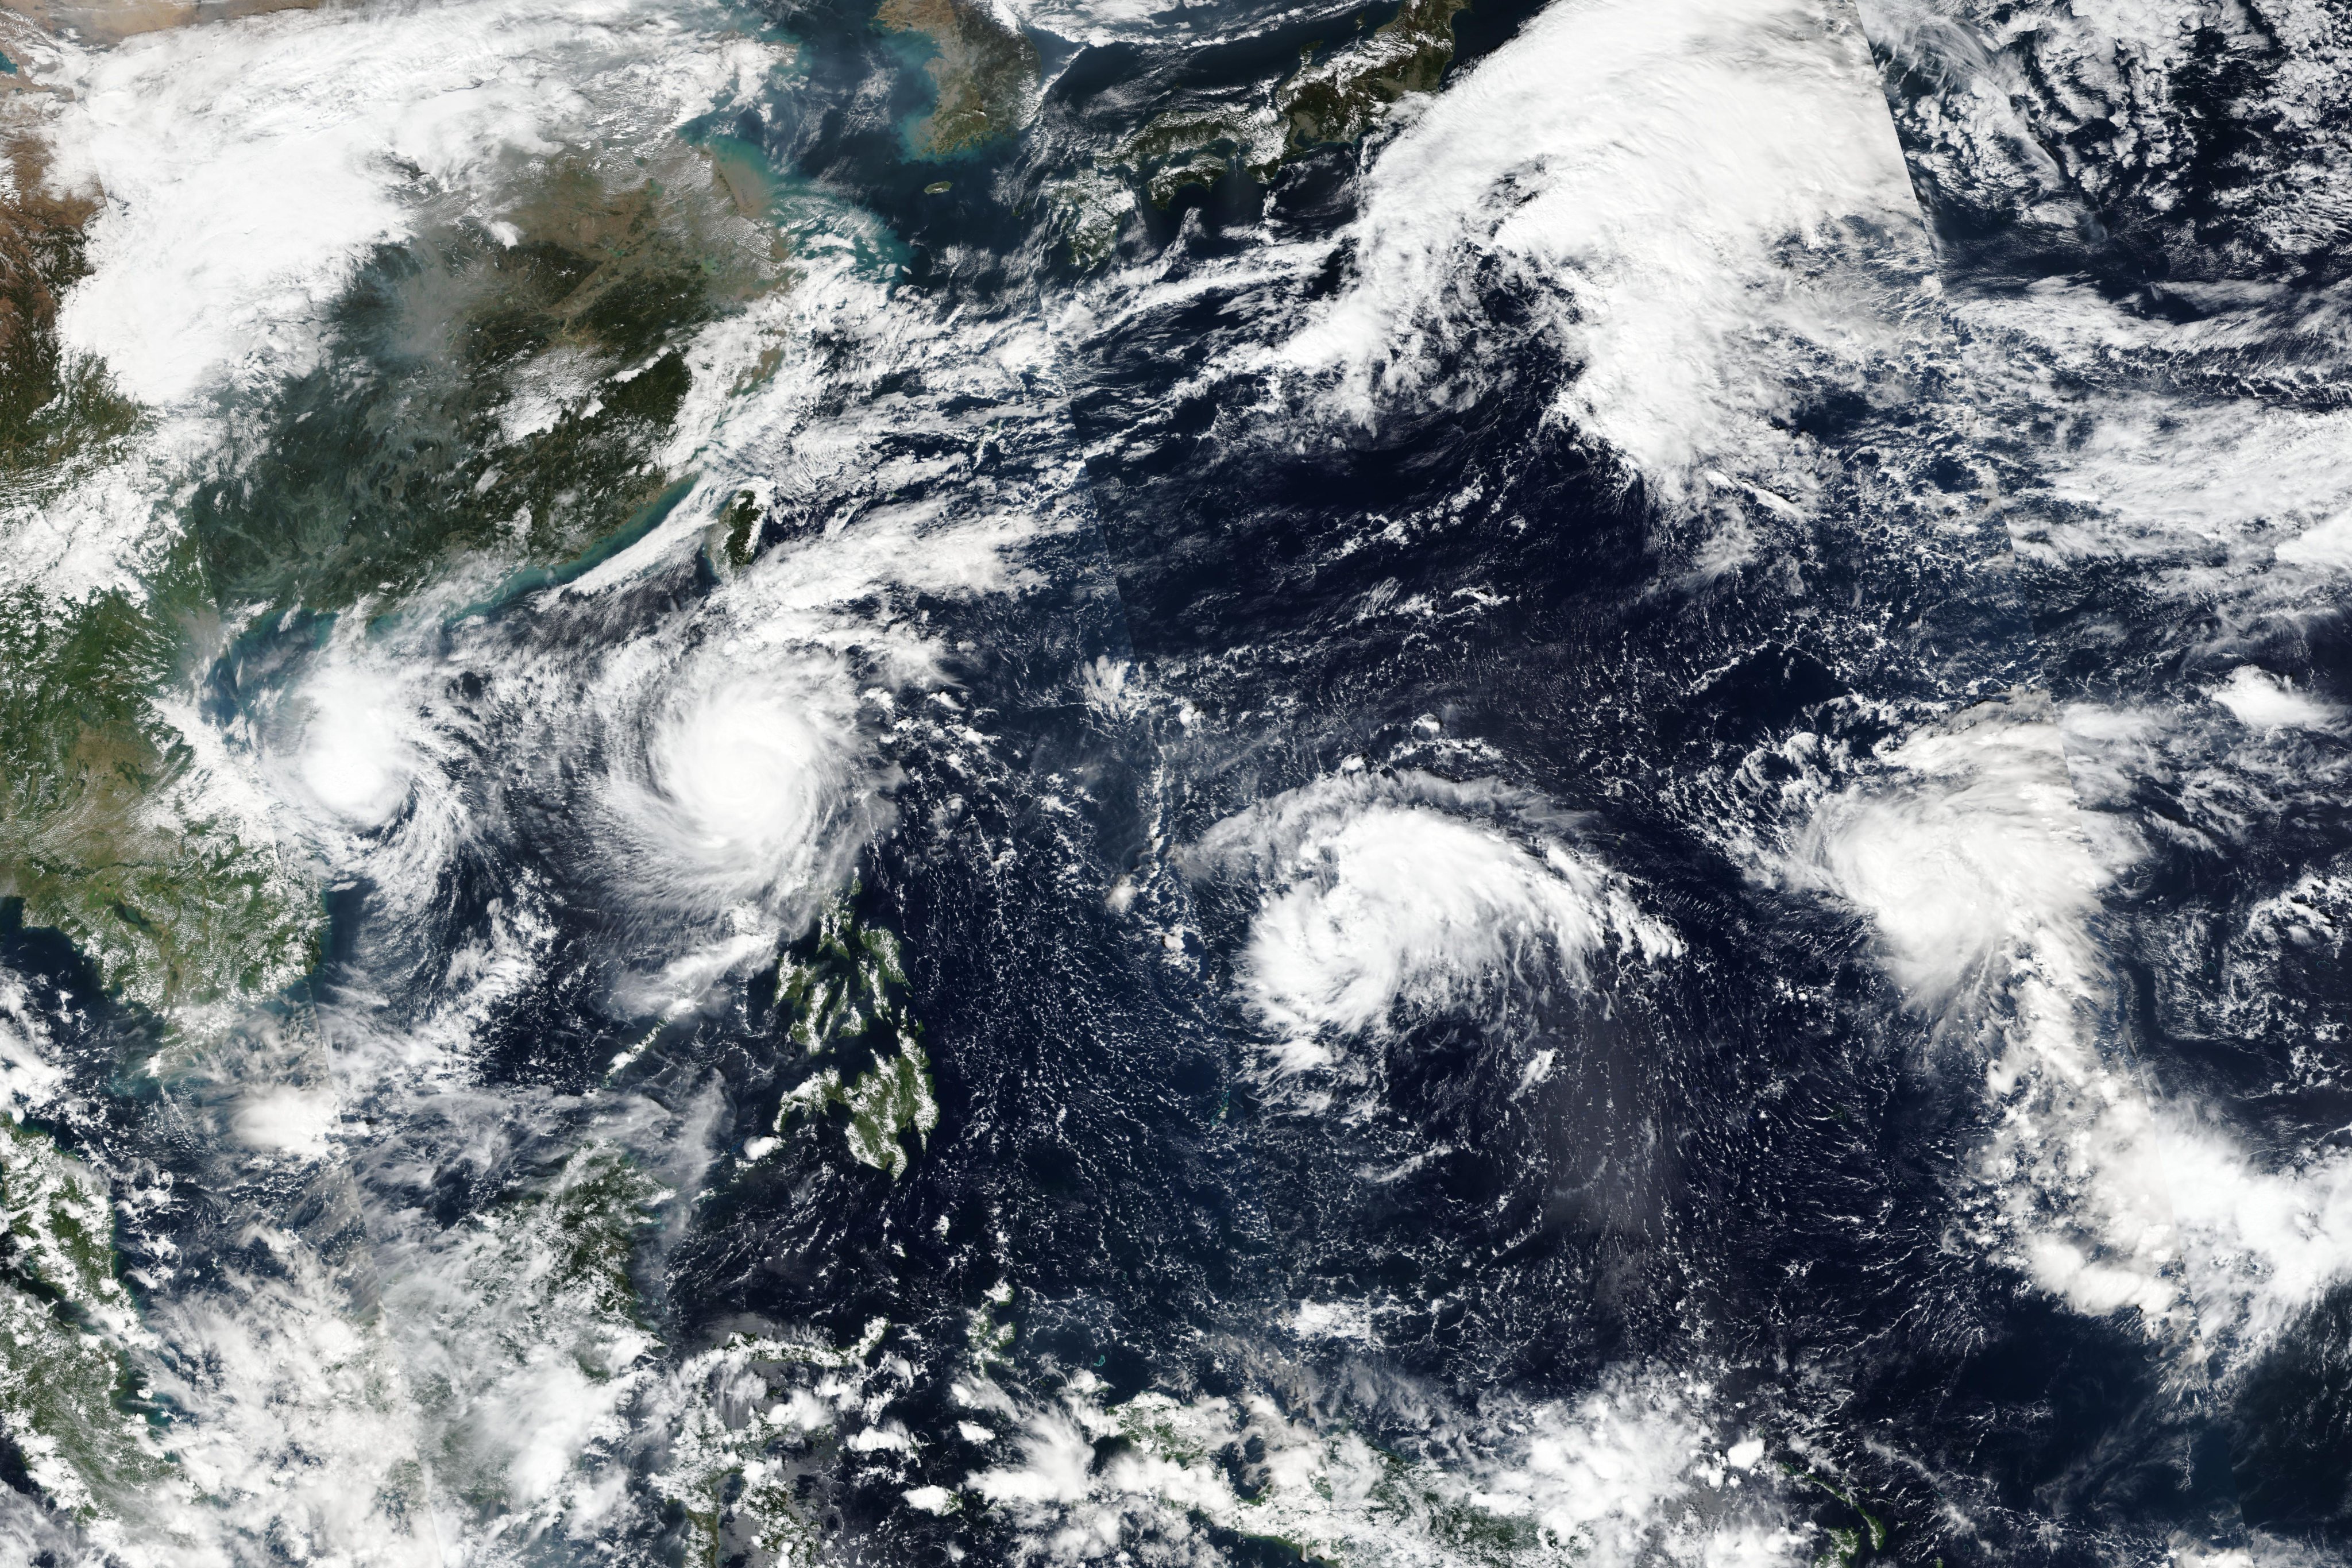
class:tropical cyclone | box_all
[0,0,2349,1561]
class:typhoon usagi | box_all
[2,0,2351,1562]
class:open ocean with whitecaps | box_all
[1,0,2350,1562]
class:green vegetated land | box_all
[771,895,940,1177]
[878,0,1040,157]
[0,1115,168,1522]
[190,150,788,613]
[1,121,317,1017]
[1051,0,1474,260]
[0,136,802,1021]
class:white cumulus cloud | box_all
[1189,774,1681,1068]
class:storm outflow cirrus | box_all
[0,0,2348,1562]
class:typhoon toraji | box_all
[1,0,2351,1563]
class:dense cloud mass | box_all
[3,0,2352,1562]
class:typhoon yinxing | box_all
[2,0,2351,1563]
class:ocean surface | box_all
[2,0,2352,1562]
